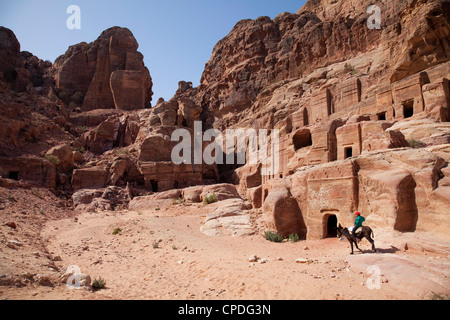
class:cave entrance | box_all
[8,171,19,181]
[150,180,159,193]
[325,215,338,238]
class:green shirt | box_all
[355,216,366,227]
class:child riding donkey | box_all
[337,212,377,255]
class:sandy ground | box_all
[1,195,449,301]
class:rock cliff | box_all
[51,27,153,111]
[0,0,449,240]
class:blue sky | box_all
[0,0,306,101]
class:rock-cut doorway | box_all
[324,214,338,238]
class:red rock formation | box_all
[52,27,153,111]
[1,0,449,241]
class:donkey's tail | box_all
[371,229,375,239]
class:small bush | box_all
[427,292,449,300]
[152,240,160,249]
[265,231,284,243]
[344,63,355,74]
[92,277,106,291]
[115,148,130,156]
[172,197,185,206]
[408,139,426,149]
[45,154,61,166]
[112,228,122,235]
[73,146,86,154]
[71,91,84,105]
[203,193,218,205]
[289,233,300,243]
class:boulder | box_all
[200,184,242,202]
[71,167,108,190]
[87,119,120,155]
[182,186,204,203]
[262,181,307,238]
[201,199,254,237]
[72,186,130,212]
[45,144,74,172]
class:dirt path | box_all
[2,201,449,300]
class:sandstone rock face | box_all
[71,167,109,190]
[1,0,449,243]
[166,0,449,239]
[0,157,56,189]
[110,70,151,111]
[72,186,130,212]
[52,27,153,111]
[201,199,254,237]
[0,27,21,76]
[86,118,121,155]
[45,144,74,172]
[0,27,51,92]
[262,179,307,239]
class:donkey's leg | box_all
[368,237,377,253]
[354,240,364,254]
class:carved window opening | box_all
[377,112,386,121]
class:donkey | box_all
[337,224,377,255]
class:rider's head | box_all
[355,211,361,216]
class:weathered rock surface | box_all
[201,199,254,237]
[71,167,109,190]
[1,0,449,243]
[51,27,153,111]
[72,186,130,212]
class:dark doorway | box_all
[150,180,159,193]
[8,171,19,181]
[403,100,414,118]
[377,112,386,121]
[327,215,338,238]
[345,147,353,159]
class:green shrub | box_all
[265,231,284,243]
[115,148,130,155]
[427,292,449,300]
[73,146,86,154]
[289,233,300,243]
[71,91,84,105]
[408,139,426,149]
[112,228,122,235]
[45,154,61,166]
[203,193,218,205]
[172,197,185,206]
[92,277,106,291]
